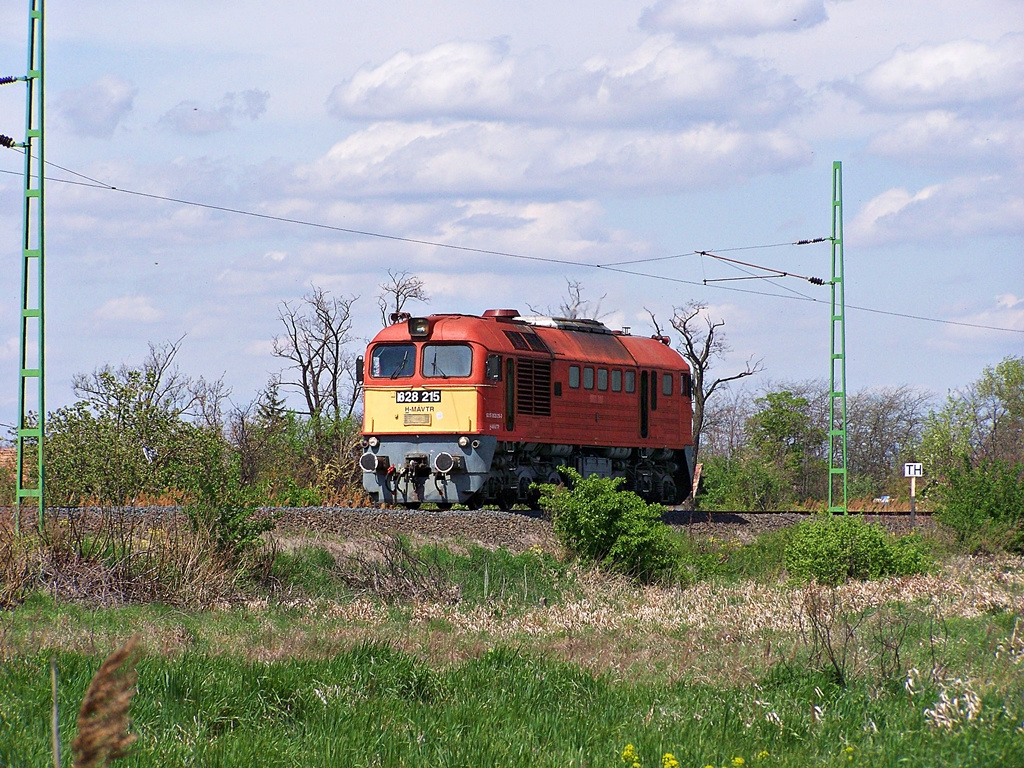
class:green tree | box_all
[920,357,1024,552]
[922,356,1024,476]
[46,339,230,506]
[747,390,826,502]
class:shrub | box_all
[696,453,791,512]
[537,468,675,581]
[935,458,1024,553]
[784,514,930,585]
[183,445,275,570]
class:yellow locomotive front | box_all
[359,315,501,507]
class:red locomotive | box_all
[358,309,694,508]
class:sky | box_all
[1,0,1022,429]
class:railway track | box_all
[16,505,935,553]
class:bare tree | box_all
[667,300,763,461]
[847,385,933,492]
[272,286,359,419]
[377,270,429,326]
[697,383,757,459]
[529,278,607,320]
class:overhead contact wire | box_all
[0,162,1021,335]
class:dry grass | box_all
[0,509,272,609]
[71,635,140,768]
[6,553,1020,689]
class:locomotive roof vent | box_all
[482,309,521,319]
[519,315,614,335]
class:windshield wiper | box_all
[390,350,410,379]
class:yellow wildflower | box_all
[662,754,680,768]
[756,751,770,760]
[732,759,746,768]
[622,743,641,767]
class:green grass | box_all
[3,524,1022,766]
[269,544,350,599]
[670,528,793,583]
[420,543,577,607]
[2,642,1022,767]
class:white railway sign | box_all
[904,462,924,478]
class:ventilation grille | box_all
[516,359,551,416]
[504,330,549,352]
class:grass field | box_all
[2,525,1023,767]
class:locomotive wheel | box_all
[497,489,516,511]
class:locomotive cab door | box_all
[505,358,516,431]
[639,370,649,438]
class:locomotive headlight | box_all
[368,436,380,448]
[408,317,431,338]
[458,436,470,448]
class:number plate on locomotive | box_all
[395,389,441,404]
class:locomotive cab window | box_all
[569,365,580,388]
[583,367,595,390]
[422,344,472,378]
[371,344,416,378]
[624,370,636,393]
[611,369,622,392]
[681,372,692,397]
[597,369,608,391]
[662,373,673,396]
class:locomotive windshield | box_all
[371,344,416,378]
[422,344,473,378]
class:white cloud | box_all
[56,75,137,139]
[847,34,1024,112]
[264,251,288,261]
[94,296,163,324]
[0,337,17,361]
[244,339,274,357]
[866,111,1024,167]
[639,0,829,38]
[850,176,1024,245]
[328,37,801,126]
[929,294,1024,351]
[159,89,270,135]
[296,120,810,197]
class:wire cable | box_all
[0,162,1021,335]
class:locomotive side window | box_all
[625,370,636,393]
[583,367,595,390]
[569,365,580,388]
[422,344,473,378]
[371,344,416,378]
[681,372,692,397]
[662,373,673,396]
[611,369,622,392]
[597,369,608,391]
